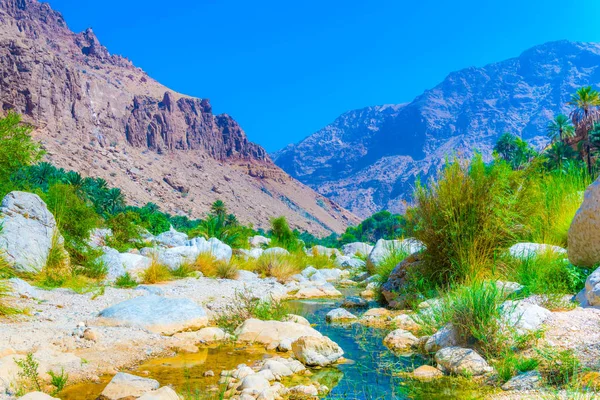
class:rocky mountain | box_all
[0,0,359,234]
[274,41,600,217]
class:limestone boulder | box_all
[100,372,159,399]
[263,247,290,257]
[501,370,542,391]
[335,255,365,269]
[435,347,493,376]
[137,387,180,400]
[185,237,232,262]
[100,247,152,282]
[292,336,344,366]
[18,393,59,400]
[249,235,271,248]
[568,177,600,267]
[325,308,357,323]
[0,191,68,273]
[424,324,459,353]
[342,242,374,257]
[509,242,566,260]
[308,245,341,257]
[383,329,418,352]
[235,319,322,346]
[98,295,208,335]
[500,300,551,333]
[577,265,600,306]
[154,228,188,248]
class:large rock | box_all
[249,235,271,248]
[292,335,344,366]
[88,228,113,248]
[100,372,160,399]
[509,243,567,259]
[380,252,423,308]
[367,238,424,270]
[8,278,40,299]
[235,319,322,346]
[500,300,551,333]
[334,255,365,269]
[137,387,180,400]
[0,191,68,273]
[185,237,232,262]
[238,248,264,259]
[325,308,357,322]
[569,177,600,267]
[383,329,418,352]
[263,247,289,257]
[308,245,341,257]
[424,324,459,353]
[501,370,542,391]
[342,242,374,257]
[435,347,493,376]
[98,295,208,335]
[154,228,188,248]
[100,247,152,282]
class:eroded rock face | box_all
[569,177,600,267]
[0,191,68,273]
[0,0,360,236]
[274,41,600,218]
[98,295,208,335]
[292,336,344,366]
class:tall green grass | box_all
[407,155,535,284]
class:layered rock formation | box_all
[0,0,358,234]
[274,41,600,217]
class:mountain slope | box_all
[274,41,600,217]
[0,0,359,234]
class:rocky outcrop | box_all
[274,41,600,217]
[0,0,359,235]
[0,191,68,273]
[569,176,600,267]
[97,295,209,335]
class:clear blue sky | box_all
[50,0,600,152]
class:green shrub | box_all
[0,112,43,185]
[215,290,289,333]
[39,232,71,288]
[414,281,516,357]
[114,272,138,288]
[536,347,580,387]
[406,155,535,285]
[105,211,144,252]
[525,163,590,247]
[171,263,195,278]
[269,216,302,252]
[493,353,539,383]
[373,247,409,282]
[15,353,42,393]
[142,258,171,284]
[502,252,588,296]
[48,368,68,395]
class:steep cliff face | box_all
[274,41,600,217]
[0,0,359,234]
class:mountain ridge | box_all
[274,40,600,217]
[0,0,359,234]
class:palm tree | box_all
[568,86,600,174]
[210,200,227,219]
[546,114,574,143]
[102,188,126,215]
[544,142,578,171]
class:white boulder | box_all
[292,336,344,366]
[342,242,374,257]
[0,191,68,273]
[98,295,208,335]
[508,243,567,259]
